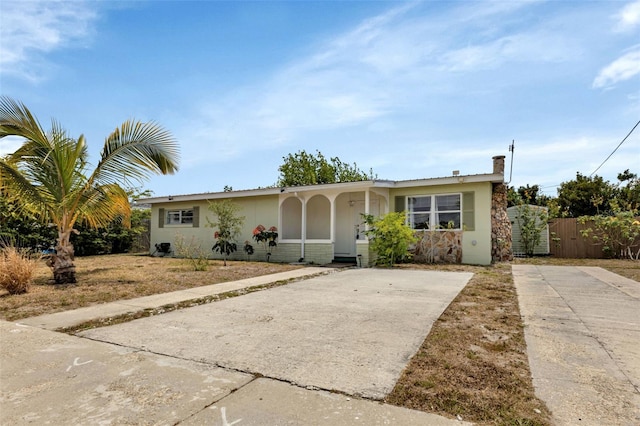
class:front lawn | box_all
[0,254,302,321]
[1,254,636,425]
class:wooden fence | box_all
[548,218,640,259]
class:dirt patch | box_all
[0,254,302,321]
[386,263,553,425]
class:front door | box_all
[334,194,364,257]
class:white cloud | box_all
[0,136,25,156]
[439,31,577,72]
[180,0,588,169]
[0,0,98,81]
[614,0,640,32]
[592,46,640,88]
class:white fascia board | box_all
[139,174,503,205]
[391,173,503,188]
[139,187,282,204]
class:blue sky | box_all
[1,0,639,198]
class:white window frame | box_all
[166,209,193,225]
[406,193,462,231]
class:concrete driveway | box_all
[513,265,640,426]
[79,268,472,400]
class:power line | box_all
[589,120,640,177]
[511,121,639,194]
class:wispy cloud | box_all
[592,46,640,89]
[0,0,98,82]
[613,0,640,32]
[183,0,582,168]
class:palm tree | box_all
[0,97,179,284]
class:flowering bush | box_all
[252,225,278,261]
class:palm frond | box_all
[2,98,178,244]
[92,120,180,186]
[0,155,50,215]
[72,183,131,230]
[0,96,48,144]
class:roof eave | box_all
[138,174,504,204]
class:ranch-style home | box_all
[141,155,513,266]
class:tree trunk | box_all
[49,232,77,284]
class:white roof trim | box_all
[138,173,504,204]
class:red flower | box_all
[214,231,220,238]
[268,226,278,232]
[253,224,265,235]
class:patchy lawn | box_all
[0,254,302,321]
[386,258,637,425]
[387,263,553,425]
[1,254,636,425]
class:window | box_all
[166,209,193,225]
[158,206,199,228]
[407,194,461,230]
[408,196,431,229]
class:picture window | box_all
[407,194,461,230]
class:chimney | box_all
[492,155,505,175]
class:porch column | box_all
[364,189,370,238]
[296,193,306,260]
[330,197,336,243]
[365,189,370,215]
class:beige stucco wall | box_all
[150,195,279,257]
[389,182,493,265]
[149,180,493,265]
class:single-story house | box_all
[140,155,513,266]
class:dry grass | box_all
[387,263,553,425]
[0,254,302,321]
[1,253,636,425]
[0,247,38,295]
[387,258,638,425]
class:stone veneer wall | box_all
[412,231,463,264]
[491,183,514,262]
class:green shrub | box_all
[514,204,549,257]
[579,208,640,259]
[207,200,245,266]
[363,212,417,266]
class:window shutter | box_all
[192,206,200,228]
[158,208,165,228]
[394,196,405,213]
[462,192,475,231]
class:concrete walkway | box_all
[1,267,473,425]
[513,265,640,426]
[18,267,332,330]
